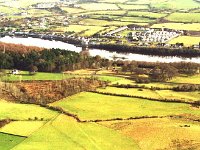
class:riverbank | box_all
[0,36,200,63]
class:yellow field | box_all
[0,0,59,8]
[100,118,200,150]
[54,25,106,36]
[168,36,200,46]
[79,18,133,26]
[118,4,149,10]
[79,3,119,10]
[169,74,200,84]
[61,7,85,14]
[151,23,200,31]
[0,121,45,136]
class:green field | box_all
[0,100,58,120]
[167,13,200,23]
[97,87,162,98]
[128,11,167,18]
[118,4,149,10]
[13,115,139,150]
[51,92,200,120]
[169,74,200,84]
[1,71,76,81]
[0,132,26,150]
[120,16,155,23]
[55,25,106,36]
[98,86,200,102]
[1,0,200,148]
[151,23,200,31]
[150,0,200,10]
[0,121,45,136]
[169,36,200,46]
[95,75,126,83]
[79,18,133,26]
[61,7,85,14]
[79,3,119,10]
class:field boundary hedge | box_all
[90,90,197,105]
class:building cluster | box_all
[128,28,181,43]
[33,3,56,9]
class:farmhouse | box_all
[11,69,19,75]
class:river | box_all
[0,36,200,63]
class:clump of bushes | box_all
[173,84,200,91]
[135,77,150,83]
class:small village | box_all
[0,0,199,50]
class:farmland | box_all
[1,66,200,149]
[0,0,200,149]
[51,92,200,121]
[169,36,200,46]
[12,115,139,150]
[100,118,200,150]
[167,13,200,23]
[0,0,199,48]
[0,100,58,120]
[0,132,26,150]
[151,23,200,31]
[1,71,76,81]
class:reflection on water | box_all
[0,36,200,63]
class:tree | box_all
[29,65,38,75]
[150,64,178,82]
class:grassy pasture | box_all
[0,100,58,120]
[2,71,76,81]
[95,75,126,83]
[0,132,26,150]
[167,13,200,23]
[138,82,176,89]
[156,90,200,102]
[51,92,200,121]
[27,9,51,17]
[0,121,45,136]
[111,78,135,85]
[169,74,200,84]
[56,25,106,36]
[126,0,151,5]
[100,118,200,150]
[99,0,127,3]
[118,4,149,10]
[90,14,120,20]
[61,7,85,14]
[168,36,200,46]
[97,87,200,102]
[128,11,167,18]
[97,87,162,99]
[79,3,119,10]
[13,115,139,150]
[151,0,200,10]
[78,10,126,16]
[79,18,133,26]
[120,16,155,23]
[0,0,59,8]
[151,23,200,31]
[0,6,20,14]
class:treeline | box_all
[119,61,200,82]
[0,48,111,72]
[91,43,200,57]
[0,42,43,53]
[173,84,200,92]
